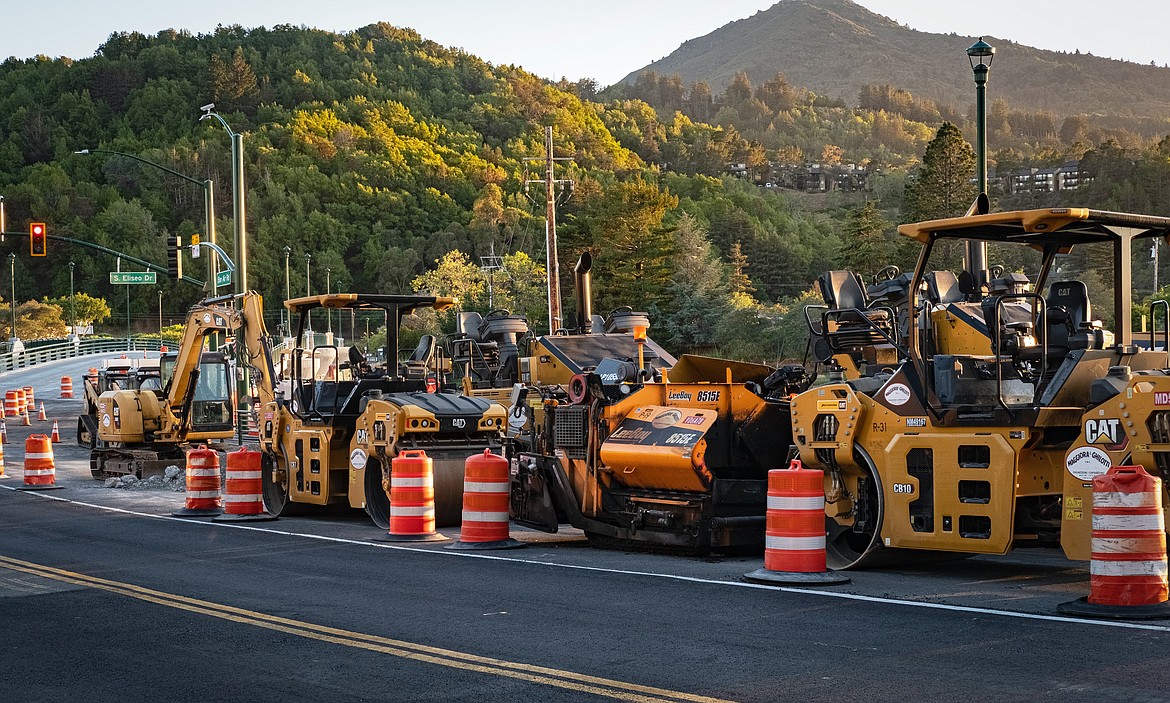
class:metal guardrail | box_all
[0,338,165,375]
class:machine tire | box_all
[261,451,308,516]
[825,447,885,570]
[364,457,391,529]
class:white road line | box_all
[5,484,1168,633]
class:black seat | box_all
[1046,280,1100,352]
[817,271,868,311]
[401,334,435,380]
[924,271,963,304]
[813,271,895,355]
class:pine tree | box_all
[903,122,977,222]
[839,201,894,277]
[728,241,755,297]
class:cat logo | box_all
[452,417,466,429]
[1084,418,1121,445]
[355,428,369,446]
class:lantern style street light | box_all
[965,37,995,293]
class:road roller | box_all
[258,293,506,527]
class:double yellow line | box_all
[0,555,735,703]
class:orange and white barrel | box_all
[60,376,73,399]
[214,448,276,522]
[23,386,34,409]
[172,446,223,517]
[4,390,17,418]
[744,459,849,586]
[0,442,6,479]
[1089,466,1167,606]
[22,435,56,487]
[447,450,523,550]
[382,450,447,542]
[1060,464,1170,619]
[15,388,26,416]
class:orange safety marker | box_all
[172,446,223,517]
[50,420,61,444]
[379,449,448,542]
[1059,464,1170,619]
[3,390,16,418]
[21,408,31,427]
[743,459,850,586]
[16,434,64,491]
[214,447,277,522]
[0,442,7,479]
[15,388,26,417]
[23,386,34,410]
[60,376,73,399]
[446,449,524,551]
[37,402,47,421]
[1,418,8,444]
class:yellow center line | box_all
[0,555,736,703]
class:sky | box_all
[6,1,1170,86]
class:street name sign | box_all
[109,271,157,284]
[216,269,232,288]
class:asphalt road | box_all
[2,358,1170,702]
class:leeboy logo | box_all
[1085,418,1121,445]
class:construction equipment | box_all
[501,253,810,552]
[77,355,162,448]
[792,207,1170,569]
[91,292,276,478]
[258,294,507,527]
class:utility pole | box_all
[524,126,574,333]
[480,243,503,309]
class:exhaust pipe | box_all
[573,252,593,334]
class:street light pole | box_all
[199,105,247,295]
[68,261,75,338]
[8,253,16,342]
[966,37,995,294]
[0,195,5,242]
[283,246,291,338]
[74,148,218,294]
[326,267,332,336]
[158,289,163,333]
[305,253,312,335]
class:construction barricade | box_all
[446,449,524,551]
[172,446,223,517]
[3,390,16,418]
[1059,465,1170,619]
[214,447,277,522]
[0,442,6,479]
[50,420,61,443]
[380,449,448,542]
[60,376,73,399]
[17,434,63,491]
[743,459,849,586]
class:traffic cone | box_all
[37,402,47,421]
[0,443,7,479]
[50,420,61,443]
[22,409,31,427]
[1,419,8,444]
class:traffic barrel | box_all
[172,446,223,517]
[23,385,34,409]
[60,376,73,399]
[446,450,524,551]
[743,459,850,586]
[3,390,16,418]
[380,449,448,542]
[214,447,277,522]
[17,434,63,492]
[15,388,26,416]
[50,420,61,443]
[1059,465,1170,619]
[37,402,46,422]
[0,441,7,479]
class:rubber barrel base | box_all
[742,568,851,586]
[445,538,526,551]
[378,532,451,543]
[1057,597,1170,620]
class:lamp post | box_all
[966,37,995,292]
[304,253,312,336]
[74,148,218,293]
[283,246,291,338]
[158,289,163,333]
[8,253,16,343]
[68,261,76,340]
[199,104,247,295]
[0,194,5,242]
[325,267,332,336]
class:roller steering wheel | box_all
[989,264,1005,279]
[874,265,900,283]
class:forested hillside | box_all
[1,20,1169,361]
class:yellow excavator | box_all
[792,206,1170,569]
[92,292,277,478]
[259,293,507,527]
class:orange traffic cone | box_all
[50,420,61,443]
[37,402,47,421]
[1,419,8,444]
[22,409,31,427]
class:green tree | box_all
[727,241,755,298]
[839,201,895,277]
[42,292,112,329]
[660,214,731,352]
[903,122,977,222]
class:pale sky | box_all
[6,1,1170,86]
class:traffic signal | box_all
[30,223,46,257]
[167,235,183,279]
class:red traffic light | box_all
[30,223,46,257]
